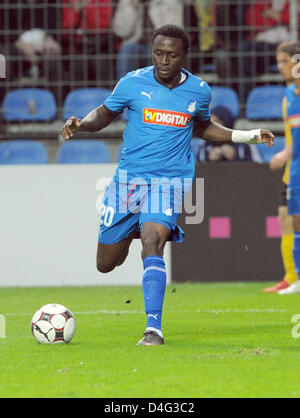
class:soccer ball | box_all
[31,303,76,344]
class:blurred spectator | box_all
[236,0,300,105]
[0,4,6,102]
[183,0,202,74]
[214,0,248,81]
[197,106,257,163]
[5,0,62,83]
[62,0,114,87]
[113,0,184,80]
[192,0,215,53]
[15,29,61,79]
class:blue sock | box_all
[142,256,166,335]
[294,232,300,280]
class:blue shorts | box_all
[287,187,300,215]
[98,180,186,244]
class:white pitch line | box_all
[3,308,291,317]
[197,308,290,314]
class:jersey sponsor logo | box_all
[143,108,191,128]
[288,114,300,128]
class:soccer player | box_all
[276,42,300,295]
[62,25,274,345]
[263,42,297,293]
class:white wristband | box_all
[232,129,262,144]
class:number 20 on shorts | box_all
[100,204,115,227]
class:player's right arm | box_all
[61,105,118,140]
[62,75,132,140]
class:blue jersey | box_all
[104,66,211,184]
[286,84,300,190]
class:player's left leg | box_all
[136,181,185,345]
[137,222,170,346]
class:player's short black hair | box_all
[151,25,190,53]
[277,41,300,57]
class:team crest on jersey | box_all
[143,108,191,128]
[187,101,196,114]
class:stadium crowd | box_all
[0,1,299,105]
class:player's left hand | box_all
[257,129,275,148]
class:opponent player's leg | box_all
[279,187,300,294]
[292,213,300,280]
[137,222,170,346]
[280,206,297,284]
[263,204,296,292]
[97,235,134,274]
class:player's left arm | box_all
[193,119,275,147]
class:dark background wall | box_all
[172,162,284,283]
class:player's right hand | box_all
[61,117,81,140]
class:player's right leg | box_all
[96,235,134,273]
[96,180,139,274]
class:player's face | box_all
[277,51,294,83]
[152,35,188,85]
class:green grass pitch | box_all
[1,282,300,398]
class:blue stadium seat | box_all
[191,138,205,161]
[0,140,48,164]
[2,89,56,122]
[63,88,111,120]
[255,136,285,162]
[210,86,240,119]
[246,85,286,120]
[56,140,112,164]
[269,64,278,73]
[202,63,216,73]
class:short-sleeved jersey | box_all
[286,84,300,190]
[104,66,211,184]
[282,96,293,186]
